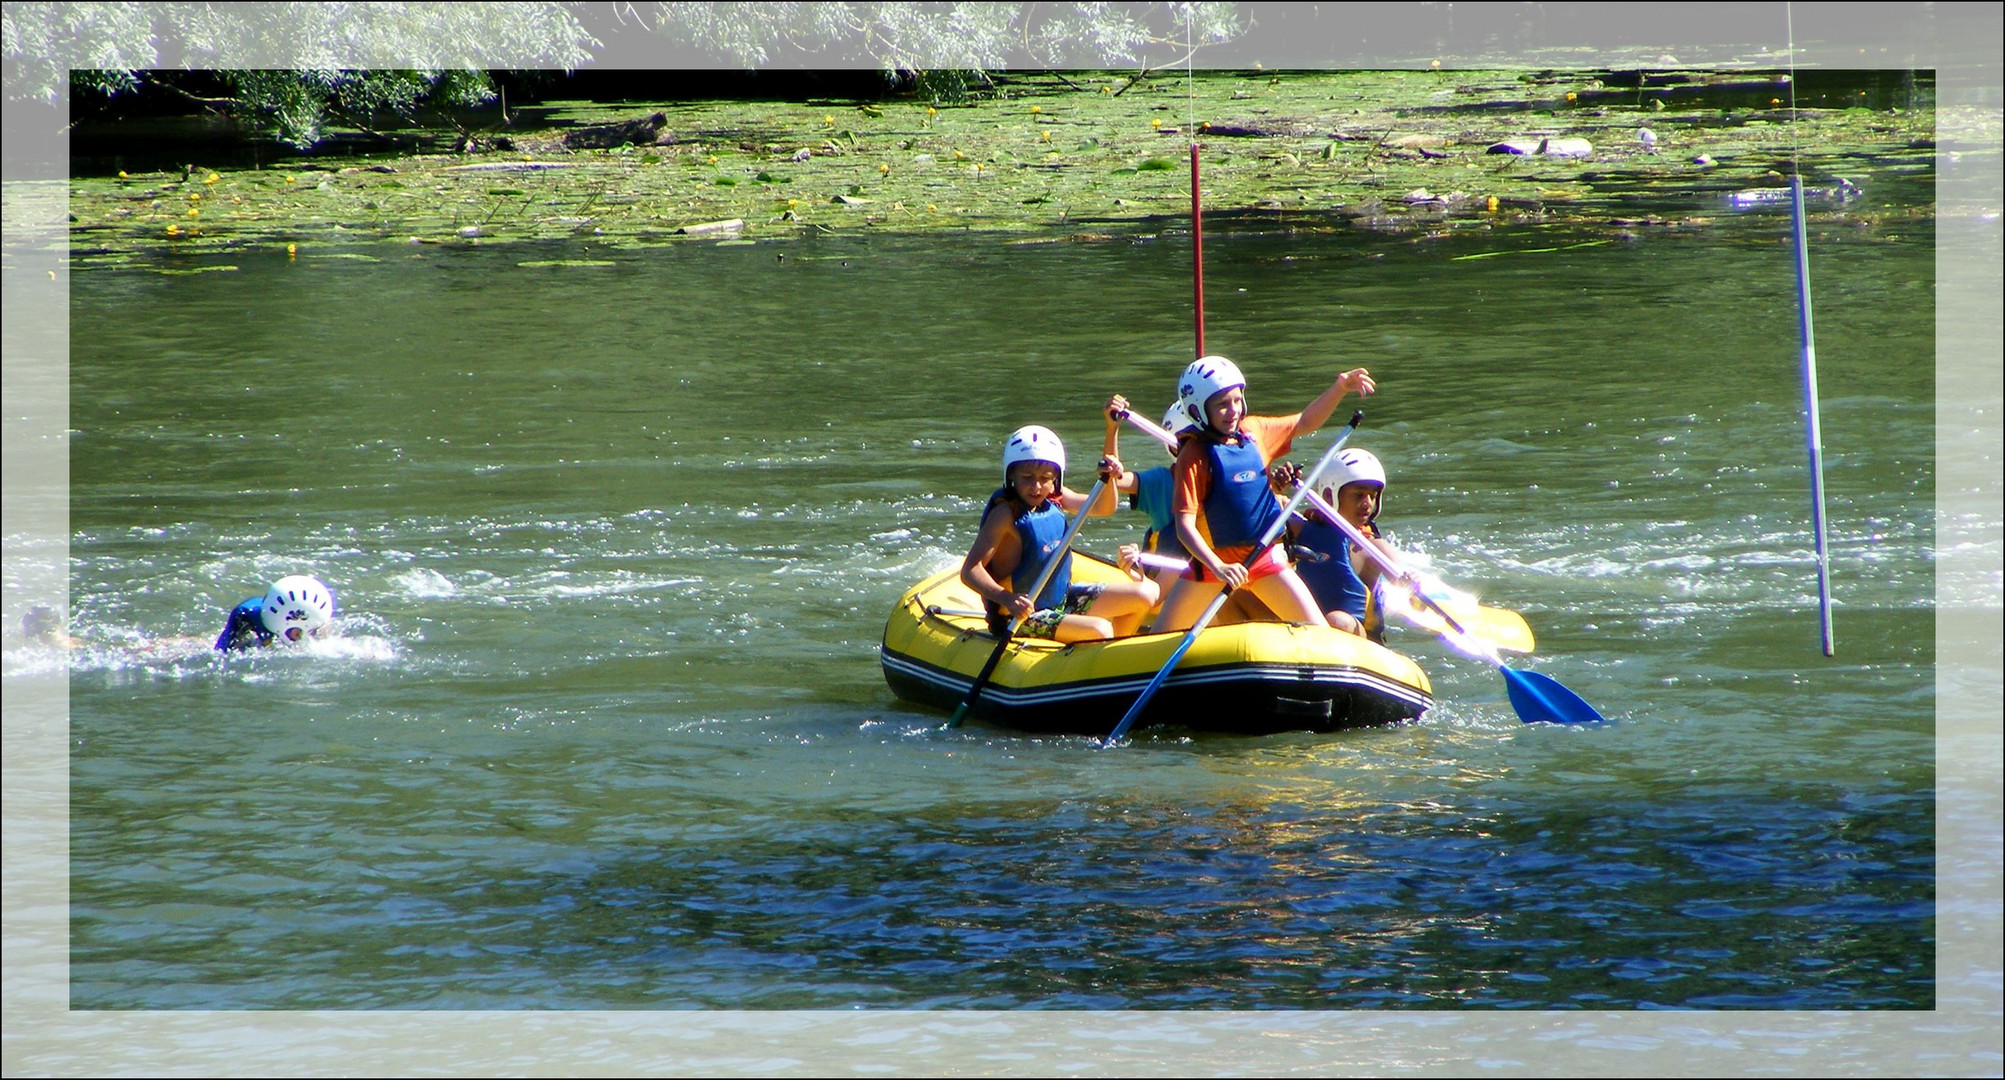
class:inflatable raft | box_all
[881,553,1433,736]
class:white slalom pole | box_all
[1788,3,1836,657]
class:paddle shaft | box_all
[946,476,1107,727]
[1101,412,1362,746]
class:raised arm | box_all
[1296,368,1376,436]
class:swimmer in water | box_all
[216,575,336,651]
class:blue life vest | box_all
[1200,435,1282,549]
[1295,516,1369,620]
[984,488,1072,613]
[215,597,274,651]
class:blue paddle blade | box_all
[1502,667,1606,725]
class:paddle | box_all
[1100,411,1363,747]
[1120,409,1534,655]
[945,474,1109,728]
[1300,488,1602,723]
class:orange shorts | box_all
[1181,543,1290,584]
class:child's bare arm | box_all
[1297,368,1376,435]
[1176,510,1247,590]
[1061,456,1126,516]
[960,506,1029,618]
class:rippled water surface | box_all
[46,190,1937,1012]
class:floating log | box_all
[561,112,668,150]
[677,219,745,235]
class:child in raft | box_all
[216,575,337,651]
[1290,447,1396,642]
[1152,356,1376,633]
[961,425,1159,643]
[1100,394,1194,593]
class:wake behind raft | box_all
[879,551,1432,736]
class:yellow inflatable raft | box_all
[881,552,1433,735]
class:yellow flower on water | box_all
[1100,86,1111,93]
[927,107,937,116]
[287,243,297,257]
[189,192,201,201]
[879,163,890,174]
[954,149,965,160]
[926,204,937,212]
[205,172,219,184]
[1040,130,1051,142]
[1486,196,1499,212]
[708,155,718,164]
[1151,118,1162,128]
[1770,98,1781,106]
[823,115,835,126]
[118,170,129,179]
[187,208,199,218]
[972,163,983,173]
[165,224,180,236]
[284,175,295,183]
[1565,92,1577,102]
[1030,105,1041,114]
[787,198,799,207]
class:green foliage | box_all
[215,69,502,148]
[6,2,597,146]
[649,2,1243,79]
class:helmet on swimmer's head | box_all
[1320,448,1387,500]
[1177,355,1246,433]
[259,575,336,643]
[1001,424,1066,490]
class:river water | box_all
[24,170,1950,1042]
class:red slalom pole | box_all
[1191,141,1205,359]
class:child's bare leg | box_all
[1085,578,1159,636]
[1052,613,1115,643]
[1226,589,1275,623]
[1327,609,1365,635]
[1153,577,1224,633]
[1244,570,1330,627]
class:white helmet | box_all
[1320,448,1387,496]
[1002,424,1066,487]
[1161,401,1196,439]
[260,575,336,641]
[1178,355,1246,430]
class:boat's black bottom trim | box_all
[883,650,1430,735]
